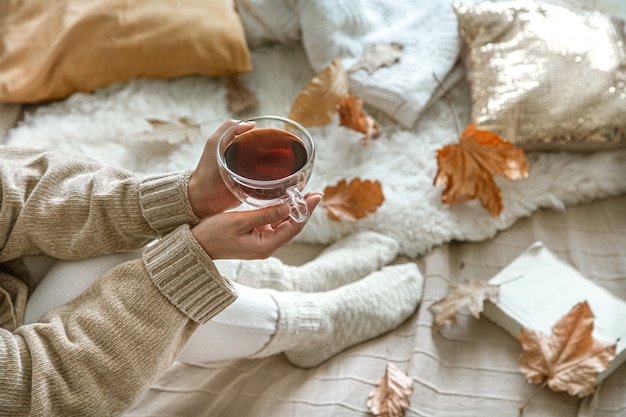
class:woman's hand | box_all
[187,120,254,219]
[191,193,323,260]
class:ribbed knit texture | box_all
[235,231,400,292]
[143,225,237,323]
[251,263,424,368]
[0,147,237,416]
[139,169,200,234]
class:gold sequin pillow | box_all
[454,1,626,151]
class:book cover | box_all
[482,241,626,383]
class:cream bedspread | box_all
[2,102,624,417]
[1,110,624,415]
[1,0,624,415]
[124,195,626,417]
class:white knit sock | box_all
[234,231,400,292]
[249,263,424,368]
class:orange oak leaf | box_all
[367,362,414,417]
[433,122,529,216]
[429,279,499,333]
[225,74,258,114]
[517,301,617,413]
[323,178,384,222]
[289,56,349,127]
[349,42,404,74]
[337,94,381,145]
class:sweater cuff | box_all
[142,225,237,323]
[139,170,200,235]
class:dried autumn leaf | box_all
[517,301,616,413]
[429,279,499,333]
[288,56,349,127]
[136,117,202,144]
[323,178,384,222]
[433,122,529,216]
[225,74,258,114]
[349,42,404,74]
[367,362,414,417]
[338,94,381,145]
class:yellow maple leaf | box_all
[323,178,384,222]
[337,94,381,145]
[288,56,349,127]
[225,74,258,114]
[137,117,202,144]
[433,122,529,216]
[367,362,414,417]
[349,42,404,74]
[517,301,617,413]
[429,279,500,333]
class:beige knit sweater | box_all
[0,146,238,416]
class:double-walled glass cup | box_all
[217,115,315,223]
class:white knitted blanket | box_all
[6,0,626,257]
[238,0,461,127]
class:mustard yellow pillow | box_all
[0,0,252,103]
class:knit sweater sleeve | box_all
[0,146,199,261]
[1,225,237,416]
[0,146,238,415]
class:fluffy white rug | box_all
[6,42,626,257]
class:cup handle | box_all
[286,186,309,223]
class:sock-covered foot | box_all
[234,231,399,292]
[250,263,423,368]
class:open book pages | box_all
[483,241,626,384]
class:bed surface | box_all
[1,1,625,415]
[123,194,625,417]
[2,76,625,417]
[1,45,625,417]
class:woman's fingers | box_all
[191,193,323,260]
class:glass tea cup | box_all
[217,115,315,223]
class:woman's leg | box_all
[178,281,278,362]
[23,244,424,368]
[23,251,142,324]
[249,263,423,368]
[182,260,424,367]
[235,231,400,291]
[23,255,278,362]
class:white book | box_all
[482,241,626,384]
